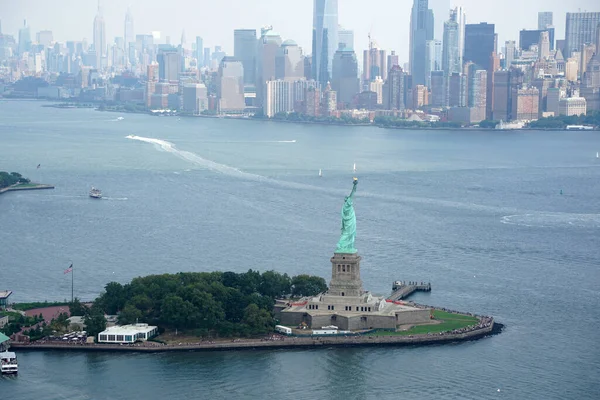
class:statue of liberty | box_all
[336,178,358,253]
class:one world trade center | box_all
[312,0,339,87]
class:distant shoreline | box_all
[0,183,55,195]
[11,322,502,353]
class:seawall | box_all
[0,184,55,195]
[11,322,501,353]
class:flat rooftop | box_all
[99,324,157,335]
[0,290,12,299]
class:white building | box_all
[98,323,158,344]
[264,79,317,117]
[559,97,587,116]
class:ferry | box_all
[89,187,102,199]
[0,351,18,374]
[565,125,593,130]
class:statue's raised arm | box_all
[336,178,358,254]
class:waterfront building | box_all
[279,182,432,331]
[322,82,337,114]
[383,65,405,111]
[486,52,500,120]
[512,86,539,121]
[464,23,495,70]
[218,56,245,113]
[234,29,257,86]
[0,290,11,311]
[256,27,282,109]
[468,69,487,123]
[565,12,600,58]
[558,96,587,116]
[98,324,158,344]
[409,0,434,85]
[312,0,339,87]
[304,86,321,116]
[546,87,565,116]
[275,40,304,80]
[413,84,429,109]
[182,83,208,114]
[93,5,106,69]
[264,79,317,117]
[332,47,360,108]
[492,70,511,121]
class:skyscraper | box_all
[234,29,257,86]
[383,65,405,111]
[157,48,180,82]
[363,40,387,82]
[18,20,31,55]
[565,12,600,58]
[442,12,460,77]
[256,27,282,109]
[504,41,516,68]
[93,4,106,69]
[425,39,442,87]
[124,8,134,49]
[338,28,354,51]
[195,36,203,68]
[218,57,245,113]
[464,23,495,70]
[312,0,339,86]
[275,40,304,80]
[409,0,434,85]
[538,12,553,31]
[332,47,359,107]
[539,31,550,60]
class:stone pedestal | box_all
[328,252,364,297]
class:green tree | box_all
[118,304,143,325]
[69,298,88,316]
[259,271,291,298]
[241,304,274,335]
[84,306,107,339]
[291,275,328,297]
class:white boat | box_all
[0,351,18,374]
[89,187,102,199]
[353,162,356,173]
[116,117,124,121]
[596,152,599,159]
[319,169,322,177]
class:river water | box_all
[1,100,599,399]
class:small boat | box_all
[596,152,599,159]
[353,162,356,173]
[0,351,18,374]
[116,117,124,121]
[319,169,322,177]
[89,187,102,199]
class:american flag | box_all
[64,263,73,274]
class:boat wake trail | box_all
[126,135,268,182]
[102,197,128,201]
[501,212,600,228]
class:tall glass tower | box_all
[312,0,338,86]
[409,0,434,86]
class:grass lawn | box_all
[14,183,43,188]
[370,310,479,336]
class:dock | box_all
[387,281,431,301]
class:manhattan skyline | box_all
[2,0,597,63]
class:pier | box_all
[387,281,431,301]
[0,183,55,195]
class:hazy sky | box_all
[1,0,598,62]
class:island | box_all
[0,171,54,195]
[3,179,501,352]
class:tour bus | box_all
[275,325,292,335]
